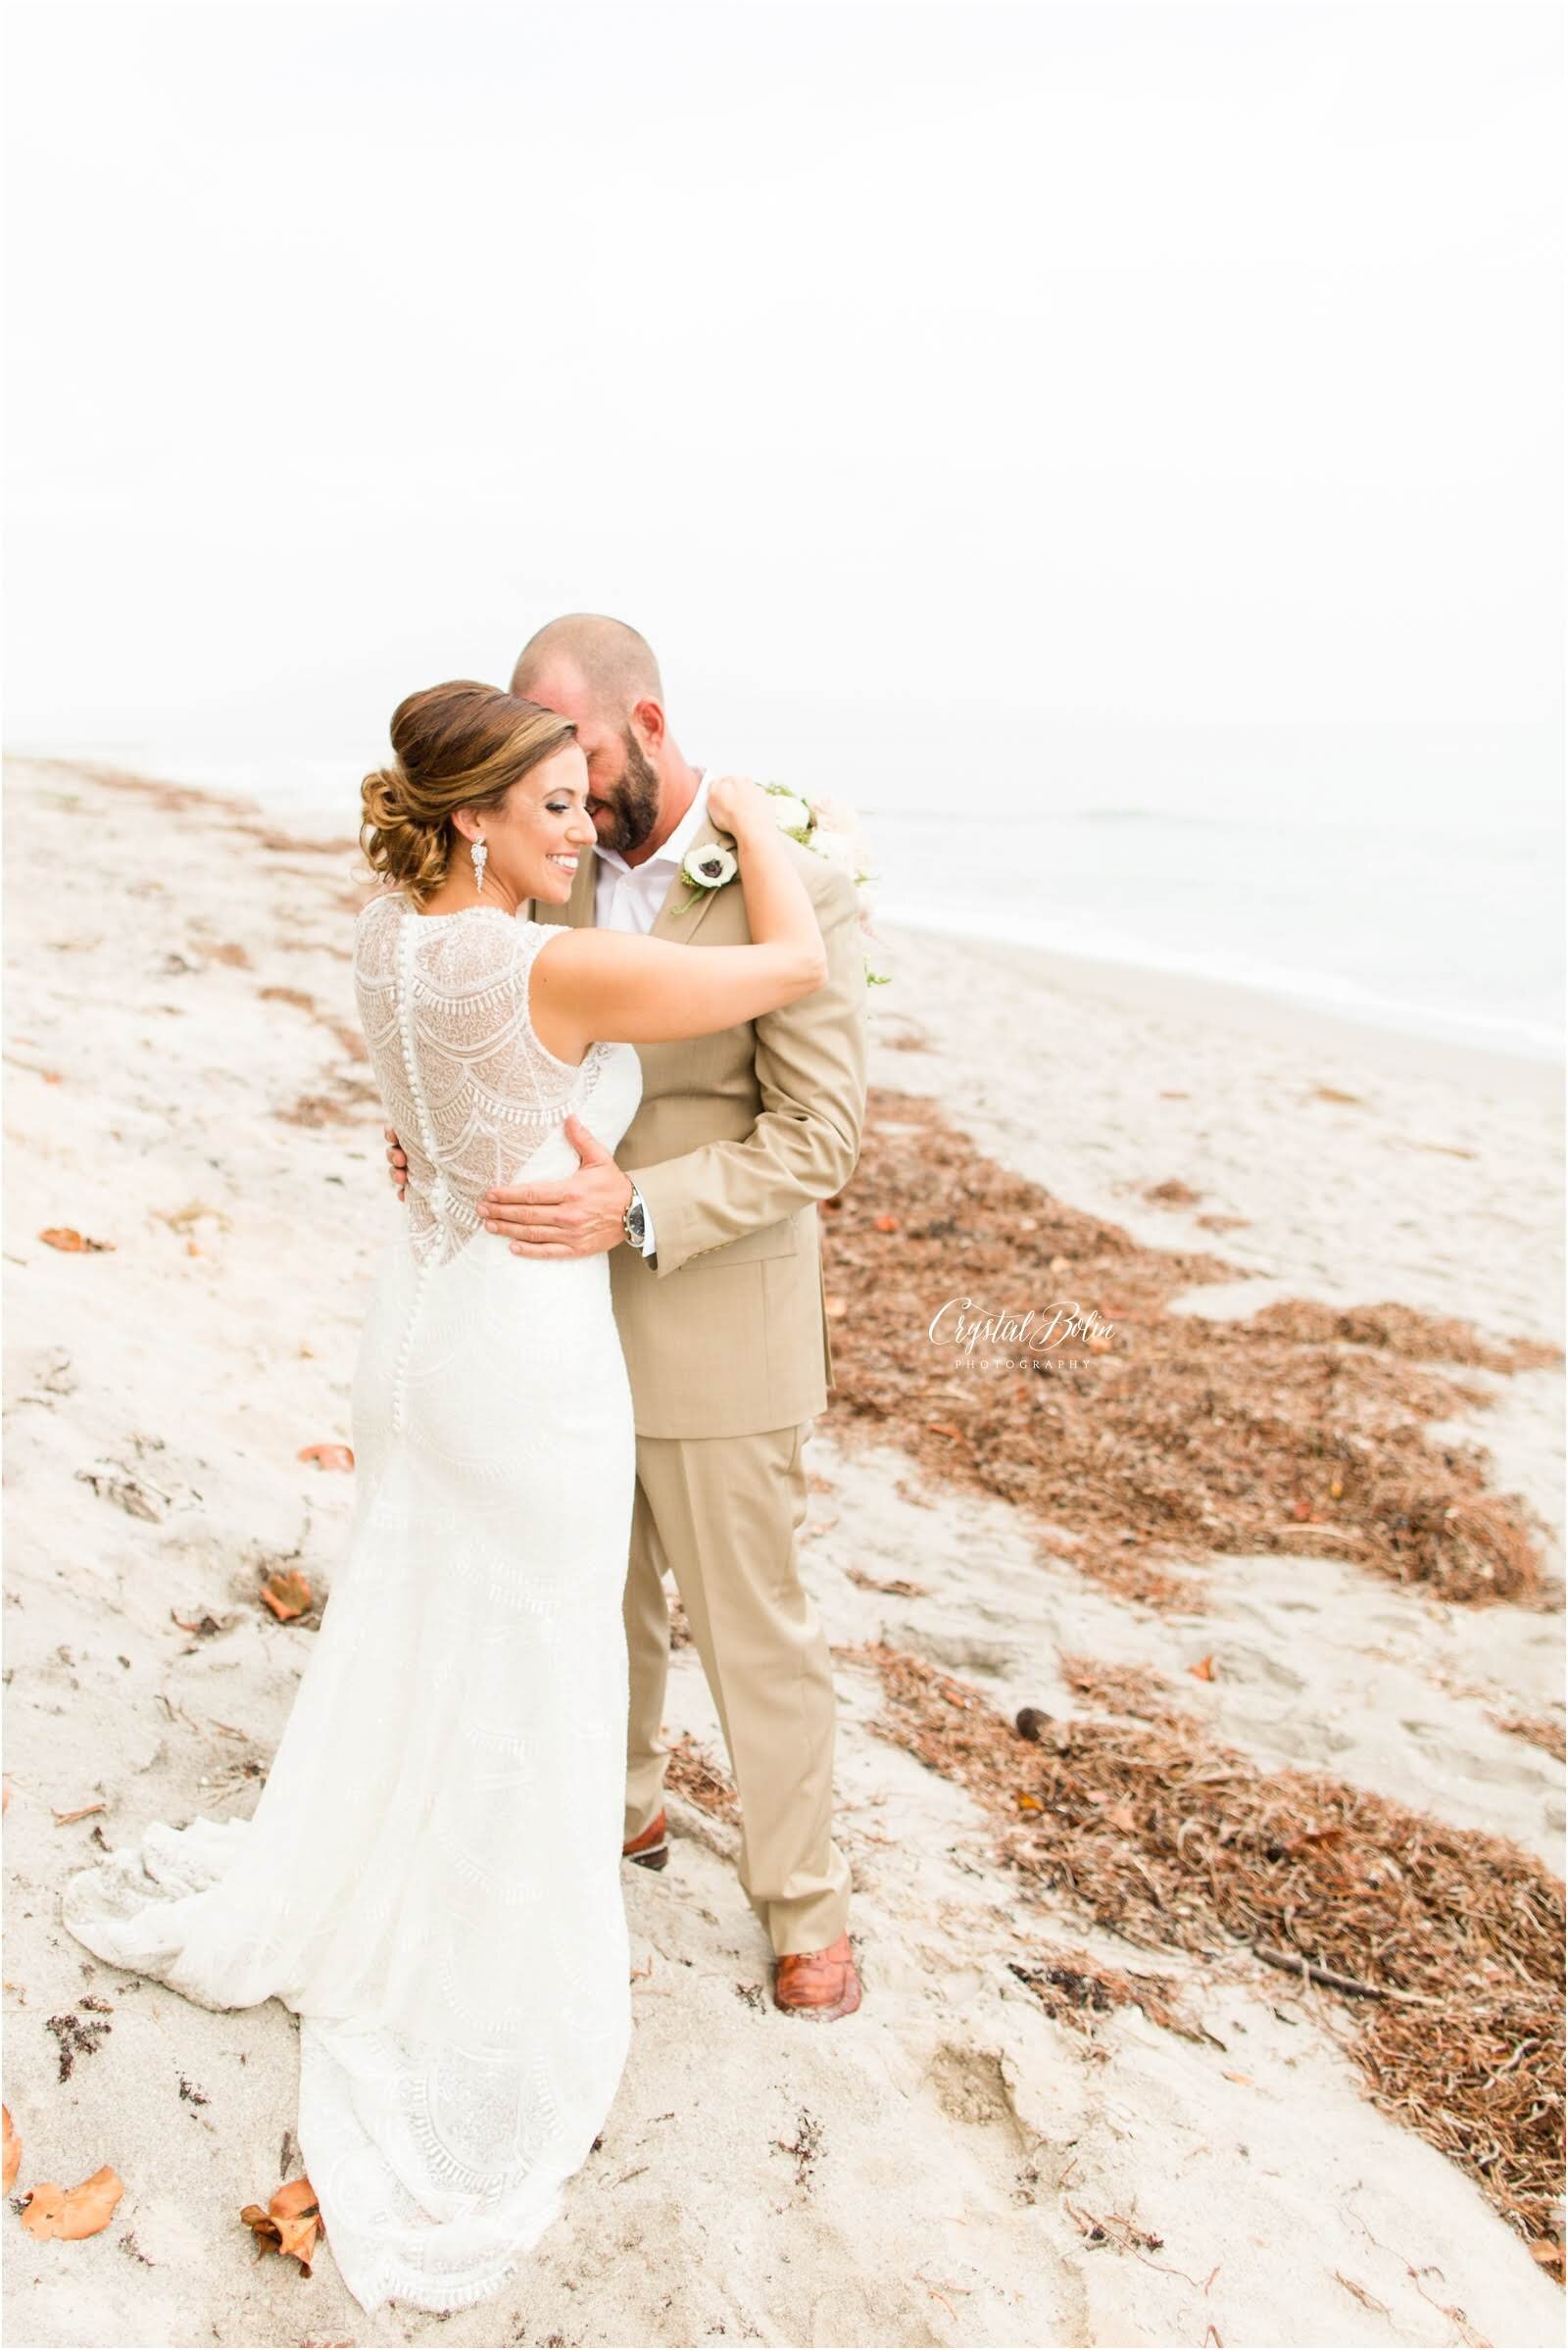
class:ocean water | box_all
[28,743,1563,1062]
[864,801,1564,1060]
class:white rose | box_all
[681,843,738,891]
[809,827,857,874]
[767,791,813,836]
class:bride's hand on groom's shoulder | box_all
[706,774,771,836]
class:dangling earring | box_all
[471,837,488,896]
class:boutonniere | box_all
[680,782,890,987]
[679,842,739,895]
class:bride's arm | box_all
[480,856,865,1266]
[528,779,826,1059]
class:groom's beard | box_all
[592,731,662,857]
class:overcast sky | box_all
[4,0,1560,816]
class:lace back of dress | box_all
[354,897,607,1267]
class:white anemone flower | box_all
[680,843,739,891]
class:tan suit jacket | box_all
[529,808,868,1440]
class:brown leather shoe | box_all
[773,1932,861,2021]
[621,1810,668,1871]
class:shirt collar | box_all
[596,767,710,875]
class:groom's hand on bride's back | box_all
[384,1127,409,1200]
[480,1115,634,1258]
[383,1118,630,1255]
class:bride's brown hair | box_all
[361,682,578,902]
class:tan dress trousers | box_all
[621,1420,852,1959]
[529,818,869,1962]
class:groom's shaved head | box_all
[512,613,669,857]
[511,613,662,722]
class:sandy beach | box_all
[2,756,1562,2349]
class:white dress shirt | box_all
[591,769,713,1258]
[592,768,712,935]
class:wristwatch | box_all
[621,1182,647,1251]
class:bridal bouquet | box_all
[681,782,890,987]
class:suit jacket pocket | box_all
[682,1213,804,1269]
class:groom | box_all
[386,614,868,2019]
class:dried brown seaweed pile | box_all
[1491,1711,1568,1764]
[856,1640,1566,2270]
[1057,1655,1182,1721]
[1009,1947,1210,2045]
[664,1732,740,1823]
[821,1090,1558,1606]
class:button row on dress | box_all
[389,1253,435,1436]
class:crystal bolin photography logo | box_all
[926,1297,1116,1375]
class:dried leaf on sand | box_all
[297,1443,354,1473]
[3,2105,20,2191]
[853,1640,1565,2267]
[19,2164,123,2240]
[37,1228,115,1254]
[822,1090,1557,1607]
[240,2176,322,2274]
[259,1570,312,1623]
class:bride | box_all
[60,681,828,2316]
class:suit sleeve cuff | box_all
[634,1183,658,1258]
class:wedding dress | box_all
[62,895,645,2314]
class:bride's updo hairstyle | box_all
[361,681,578,902]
